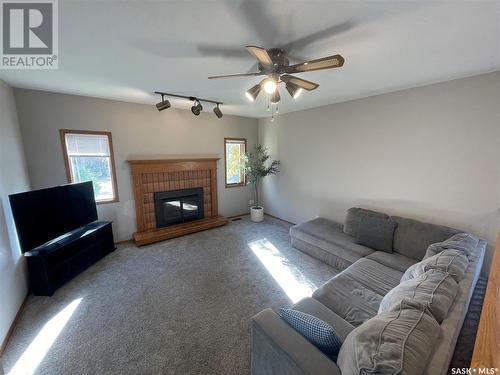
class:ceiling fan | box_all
[208,46,344,104]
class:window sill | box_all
[96,198,119,205]
[225,183,246,189]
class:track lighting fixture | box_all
[155,94,171,111]
[191,99,203,116]
[245,84,261,102]
[154,91,223,119]
[213,104,223,118]
[285,82,303,99]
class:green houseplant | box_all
[245,145,280,222]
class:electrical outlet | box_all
[249,199,254,205]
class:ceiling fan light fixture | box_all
[263,78,277,94]
[285,82,303,99]
[245,84,261,102]
[270,89,280,104]
[213,104,223,118]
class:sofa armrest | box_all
[251,308,341,375]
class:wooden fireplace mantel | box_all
[128,157,228,245]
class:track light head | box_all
[156,94,171,111]
[213,104,223,118]
[245,84,261,102]
[285,82,303,99]
[191,99,203,116]
[270,89,280,104]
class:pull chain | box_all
[268,94,279,122]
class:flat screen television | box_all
[9,181,98,253]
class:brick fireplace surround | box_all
[128,158,228,245]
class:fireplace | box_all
[128,158,228,245]
[154,187,204,228]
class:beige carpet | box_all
[1,215,338,375]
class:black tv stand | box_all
[24,221,115,296]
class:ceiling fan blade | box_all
[282,21,355,52]
[198,44,251,58]
[286,54,345,74]
[246,46,274,66]
[208,72,263,79]
[238,0,278,46]
[281,75,319,91]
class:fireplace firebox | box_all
[154,188,204,228]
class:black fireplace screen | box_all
[154,188,204,228]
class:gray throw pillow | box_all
[379,268,458,323]
[425,233,479,258]
[337,299,440,375]
[356,216,397,253]
[402,249,469,283]
[343,207,389,238]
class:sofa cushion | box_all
[356,216,398,253]
[365,251,417,272]
[402,249,469,283]
[279,308,343,360]
[313,259,404,326]
[313,273,382,327]
[343,207,389,238]
[290,218,374,264]
[379,269,458,323]
[337,300,440,375]
[291,237,355,271]
[391,216,460,261]
[425,233,479,258]
[422,238,486,375]
[293,297,355,341]
[343,258,404,295]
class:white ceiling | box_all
[1,0,499,118]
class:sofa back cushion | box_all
[379,269,458,323]
[343,207,388,238]
[356,216,398,253]
[337,300,440,375]
[391,216,459,260]
[402,249,469,283]
[425,233,479,258]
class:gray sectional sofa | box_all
[251,207,486,375]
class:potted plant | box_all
[245,145,280,222]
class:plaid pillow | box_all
[279,308,342,360]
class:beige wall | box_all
[14,89,258,242]
[259,71,500,275]
[0,80,30,346]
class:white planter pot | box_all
[250,206,264,222]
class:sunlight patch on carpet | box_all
[7,298,83,375]
[249,238,316,303]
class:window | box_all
[60,129,118,203]
[224,138,246,188]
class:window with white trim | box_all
[224,138,246,187]
[60,130,118,203]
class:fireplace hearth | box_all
[155,187,204,228]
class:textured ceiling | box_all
[1,0,499,118]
